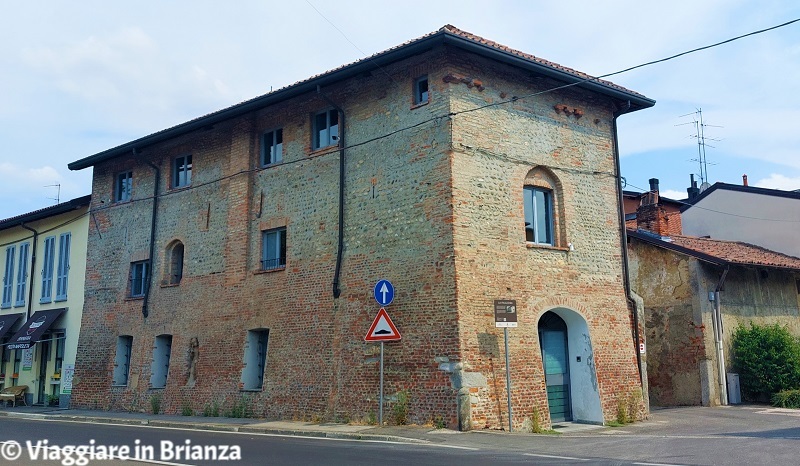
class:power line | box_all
[303,0,396,83]
[625,182,800,223]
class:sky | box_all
[1,1,799,219]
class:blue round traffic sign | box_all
[374,279,394,306]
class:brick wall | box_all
[72,44,643,429]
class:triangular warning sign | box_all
[365,307,401,341]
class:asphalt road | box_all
[0,416,657,466]
[0,406,798,465]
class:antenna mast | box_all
[45,183,61,205]
[678,108,721,186]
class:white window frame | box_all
[312,109,339,150]
[115,171,133,203]
[173,155,192,188]
[130,261,149,298]
[414,75,429,105]
[261,129,283,166]
[261,228,286,271]
[523,186,554,245]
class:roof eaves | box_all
[69,25,654,171]
[627,229,728,267]
[0,195,91,231]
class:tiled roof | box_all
[629,230,800,270]
[69,24,653,170]
[438,25,646,98]
[0,195,91,231]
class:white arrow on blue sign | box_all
[374,279,395,306]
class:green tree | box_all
[732,323,800,401]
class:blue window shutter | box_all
[40,236,55,303]
[2,246,15,308]
[55,233,71,301]
[15,243,29,307]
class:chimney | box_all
[687,174,700,201]
[637,177,682,236]
[743,174,748,186]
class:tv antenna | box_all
[45,183,61,205]
[677,108,722,186]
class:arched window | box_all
[523,167,565,247]
[166,241,184,285]
[524,186,554,244]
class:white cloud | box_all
[753,174,800,191]
[659,189,687,200]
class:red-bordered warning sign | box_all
[365,307,401,341]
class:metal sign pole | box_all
[379,341,384,426]
[504,327,512,432]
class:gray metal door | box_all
[539,312,572,422]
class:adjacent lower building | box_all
[626,182,800,406]
[0,196,90,406]
[67,25,654,429]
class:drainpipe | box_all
[712,266,730,405]
[144,152,159,318]
[317,85,346,299]
[612,100,644,387]
[19,224,38,320]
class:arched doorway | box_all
[537,308,604,425]
[539,311,571,422]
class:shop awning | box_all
[0,314,23,340]
[6,309,66,350]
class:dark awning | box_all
[6,309,66,350]
[0,314,24,340]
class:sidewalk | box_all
[0,404,603,445]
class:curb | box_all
[0,411,429,444]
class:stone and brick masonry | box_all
[70,26,652,430]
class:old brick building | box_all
[68,25,654,430]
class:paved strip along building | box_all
[68,25,654,430]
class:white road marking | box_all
[523,453,589,461]
[11,416,480,450]
[633,462,687,466]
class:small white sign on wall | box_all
[61,364,75,394]
[22,347,34,370]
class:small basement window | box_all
[113,335,133,386]
[150,334,172,388]
[241,329,269,390]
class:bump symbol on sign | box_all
[365,308,401,342]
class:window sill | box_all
[259,161,285,169]
[0,305,10,310]
[254,266,286,275]
[309,145,338,156]
[125,296,145,302]
[113,199,132,205]
[148,386,166,390]
[410,100,430,110]
[239,388,263,393]
[525,242,570,252]
[54,297,67,303]
[160,283,180,288]
[111,384,129,389]
[13,303,25,308]
[169,185,192,192]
